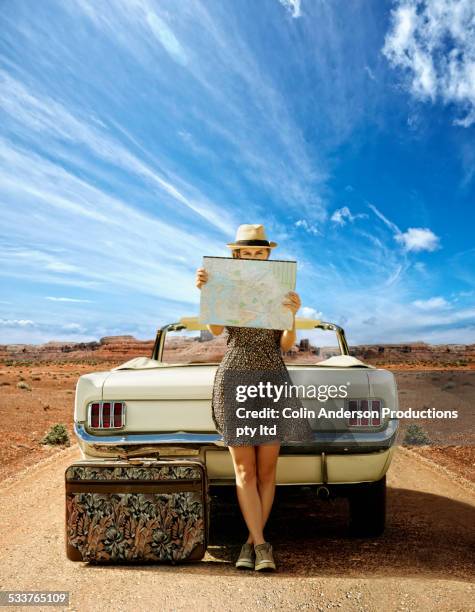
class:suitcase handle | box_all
[117,450,202,466]
[126,459,204,467]
[117,448,166,462]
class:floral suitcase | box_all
[65,457,210,563]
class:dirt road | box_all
[1,446,473,612]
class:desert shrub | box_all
[17,381,31,391]
[0,381,11,386]
[403,424,431,446]
[32,376,41,381]
[41,423,70,446]
[442,381,456,390]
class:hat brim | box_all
[226,241,277,249]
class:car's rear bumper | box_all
[74,419,398,452]
[74,420,398,484]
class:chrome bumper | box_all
[74,420,399,452]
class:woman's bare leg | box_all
[228,445,265,546]
[246,442,280,544]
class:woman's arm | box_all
[207,324,224,336]
[280,291,300,352]
[280,317,296,352]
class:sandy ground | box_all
[0,445,473,612]
[0,363,473,610]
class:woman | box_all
[195,224,314,572]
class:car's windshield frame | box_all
[151,318,350,365]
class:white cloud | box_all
[353,229,384,250]
[300,306,323,319]
[412,261,427,273]
[323,289,475,344]
[0,138,229,302]
[67,0,326,217]
[395,227,440,252]
[61,322,86,332]
[0,246,80,275]
[330,206,368,225]
[145,11,188,65]
[412,296,450,309]
[364,65,376,81]
[383,263,406,287]
[295,219,321,236]
[0,71,233,234]
[367,203,400,233]
[0,319,36,327]
[382,0,475,127]
[65,0,188,67]
[367,203,440,252]
[278,0,302,18]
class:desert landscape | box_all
[0,333,473,484]
[0,442,472,611]
[0,334,474,610]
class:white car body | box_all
[74,317,399,534]
[74,317,398,485]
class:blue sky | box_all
[0,0,474,345]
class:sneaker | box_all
[254,542,276,571]
[235,542,255,569]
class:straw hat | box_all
[226,224,278,249]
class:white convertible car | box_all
[73,317,399,536]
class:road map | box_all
[199,256,297,330]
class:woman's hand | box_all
[195,267,208,290]
[282,291,301,316]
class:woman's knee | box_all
[234,460,257,487]
[256,444,279,485]
[257,463,277,486]
[229,446,257,487]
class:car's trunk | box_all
[76,364,393,434]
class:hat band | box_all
[234,239,270,246]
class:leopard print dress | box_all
[211,326,314,446]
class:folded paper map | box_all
[199,256,297,330]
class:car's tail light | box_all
[360,400,369,426]
[348,400,359,426]
[371,400,381,426]
[113,402,123,427]
[87,401,126,429]
[346,398,382,427]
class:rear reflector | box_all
[87,400,125,429]
[346,398,382,427]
